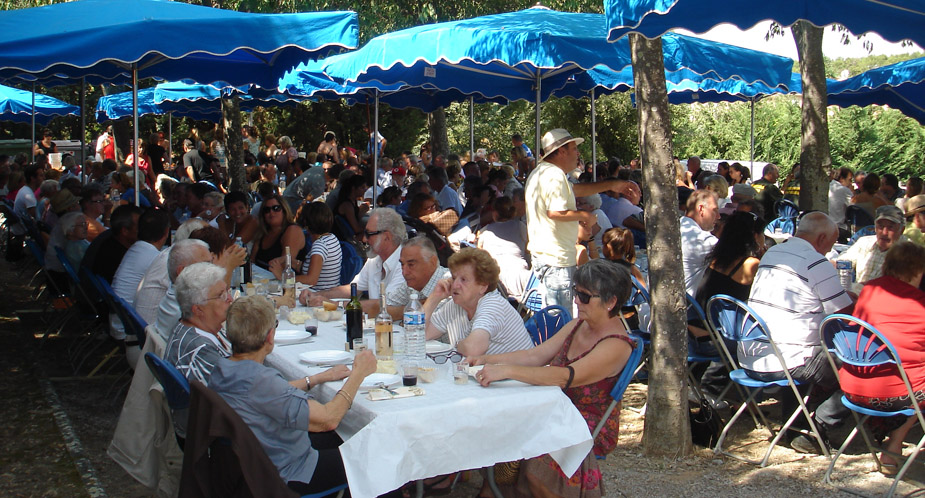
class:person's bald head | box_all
[796,212,838,255]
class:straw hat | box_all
[539,128,584,161]
[905,194,925,218]
[51,190,80,215]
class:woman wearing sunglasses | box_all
[470,259,634,498]
[252,193,305,271]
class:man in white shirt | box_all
[300,208,407,315]
[13,164,44,234]
[384,236,450,320]
[740,212,854,453]
[828,167,856,241]
[679,189,719,296]
[111,208,170,354]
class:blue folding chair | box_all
[339,240,363,285]
[765,216,797,236]
[845,204,875,236]
[685,294,726,399]
[144,352,191,431]
[594,333,645,440]
[706,294,831,466]
[518,271,544,317]
[820,314,925,498]
[116,295,148,350]
[524,305,571,345]
[775,199,800,220]
[848,225,876,245]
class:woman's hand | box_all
[216,244,247,271]
[268,256,285,280]
[323,364,351,382]
[431,278,452,301]
[351,350,377,378]
[298,289,324,307]
[476,364,508,387]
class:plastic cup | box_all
[353,338,368,353]
[454,361,469,385]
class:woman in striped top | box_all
[294,201,342,291]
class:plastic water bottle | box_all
[836,260,854,290]
[232,237,245,288]
[403,293,426,365]
[279,172,287,190]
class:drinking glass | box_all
[454,361,470,385]
[353,338,368,353]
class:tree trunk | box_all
[223,97,246,193]
[792,21,831,213]
[428,107,450,159]
[630,33,693,458]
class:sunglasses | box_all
[262,204,283,213]
[426,351,464,364]
[572,285,600,305]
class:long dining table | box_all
[264,307,593,498]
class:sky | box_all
[677,22,923,61]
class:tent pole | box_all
[132,65,140,206]
[750,98,755,169]
[591,88,597,181]
[31,82,36,165]
[80,77,86,183]
[535,73,541,161]
[469,96,474,162]
[372,91,379,208]
[167,112,173,169]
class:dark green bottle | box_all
[345,283,363,348]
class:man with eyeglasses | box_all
[300,208,408,315]
[164,261,234,443]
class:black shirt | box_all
[81,229,130,283]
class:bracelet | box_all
[563,365,575,390]
[336,389,353,408]
[304,375,311,391]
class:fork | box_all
[375,382,399,396]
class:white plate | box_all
[360,373,401,390]
[299,350,353,365]
[275,329,313,344]
[426,341,452,354]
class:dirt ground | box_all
[1,255,923,498]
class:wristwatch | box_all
[304,376,311,391]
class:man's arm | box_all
[573,179,639,198]
[547,209,595,223]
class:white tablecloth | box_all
[266,315,593,498]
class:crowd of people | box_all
[5,120,925,497]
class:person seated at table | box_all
[269,201,342,291]
[164,262,233,441]
[216,191,258,248]
[471,259,635,498]
[423,248,533,356]
[837,205,908,284]
[300,208,407,315]
[383,236,450,320]
[251,192,305,271]
[408,192,438,220]
[208,295,376,495]
[477,196,531,300]
[837,242,925,474]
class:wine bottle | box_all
[375,282,393,358]
[282,246,296,307]
[345,283,364,348]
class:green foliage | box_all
[825,52,924,78]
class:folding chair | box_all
[848,225,876,245]
[765,216,797,236]
[706,294,831,466]
[820,314,925,498]
[524,305,571,345]
[594,333,645,442]
[26,239,78,340]
[685,293,729,403]
[845,204,875,237]
[621,276,650,381]
[514,272,544,319]
[774,199,800,220]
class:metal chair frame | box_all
[706,294,831,466]
[819,314,925,498]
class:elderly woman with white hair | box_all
[577,193,611,254]
[208,295,377,495]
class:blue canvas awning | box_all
[0,0,359,88]
[605,0,925,45]
[0,84,79,125]
[828,56,925,126]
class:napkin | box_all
[366,386,425,401]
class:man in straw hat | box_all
[903,194,925,247]
[524,128,640,307]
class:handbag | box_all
[420,208,460,236]
[689,398,722,448]
[493,460,522,486]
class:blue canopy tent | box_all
[314,6,794,158]
[828,56,925,126]
[1,83,79,126]
[605,0,925,45]
[0,0,358,204]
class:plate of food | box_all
[299,350,353,365]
